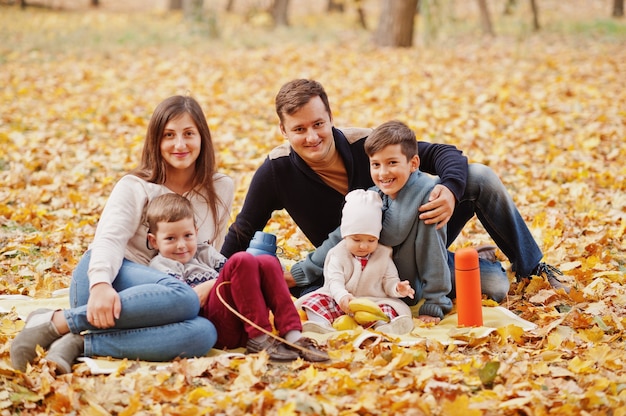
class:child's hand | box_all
[194,280,216,306]
[283,270,296,288]
[417,315,441,324]
[397,280,415,299]
[339,294,354,314]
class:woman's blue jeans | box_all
[446,163,544,302]
[67,251,217,361]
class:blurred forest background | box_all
[1,0,624,289]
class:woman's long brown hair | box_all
[130,95,224,244]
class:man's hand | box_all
[418,184,456,229]
[87,283,121,329]
[284,270,296,288]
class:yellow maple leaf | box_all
[495,324,525,345]
[277,401,296,416]
[578,326,605,343]
[442,394,482,416]
[567,356,597,374]
[119,392,142,416]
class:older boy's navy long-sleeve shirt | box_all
[220,127,468,258]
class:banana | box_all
[332,315,359,331]
[297,308,307,322]
[349,298,388,321]
[354,310,389,325]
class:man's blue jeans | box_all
[446,163,544,302]
[67,251,217,361]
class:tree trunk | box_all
[503,0,516,15]
[327,0,344,13]
[91,0,99,6]
[170,0,183,10]
[356,0,367,30]
[613,0,624,17]
[529,0,540,31]
[225,0,236,12]
[183,0,203,21]
[272,0,290,26]
[374,0,419,47]
[476,0,494,36]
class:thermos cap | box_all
[246,231,277,256]
[455,247,479,271]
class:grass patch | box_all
[564,18,626,37]
[1,221,39,235]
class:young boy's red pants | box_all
[204,252,302,349]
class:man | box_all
[221,79,568,296]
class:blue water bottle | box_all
[246,231,278,257]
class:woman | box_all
[11,95,234,374]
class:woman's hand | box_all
[418,185,456,229]
[87,283,121,328]
[193,280,216,307]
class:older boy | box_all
[371,121,509,305]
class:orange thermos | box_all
[455,248,484,327]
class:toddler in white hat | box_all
[296,189,415,335]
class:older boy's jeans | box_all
[445,163,544,302]
[68,251,217,361]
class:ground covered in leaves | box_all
[1,1,626,414]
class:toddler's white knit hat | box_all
[340,189,383,238]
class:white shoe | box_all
[375,315,414,335]
[302,321,335,334]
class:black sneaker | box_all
[476,245,498,262]
[289,337,330,362]
[531,263,570,293]
[246,337,299,361]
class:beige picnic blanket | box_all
[0,294,535,374]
